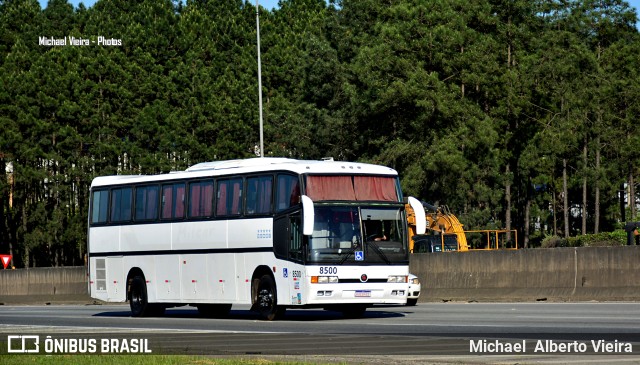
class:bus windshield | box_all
[307,205,408,264]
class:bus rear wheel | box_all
[129,275,164,317]
[256,275,285,321]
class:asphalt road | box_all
[1,302,640,363]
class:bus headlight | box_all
[311,276,339,283]
[387,275,408,283]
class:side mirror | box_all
[408,196,426,235]
[301,195,314,235]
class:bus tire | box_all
[197,304,232,318]
[129,275,149,317]
[256,275,285,320]
[129,275,164,317]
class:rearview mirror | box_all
[408,196,426,235]
[301,195,314,235]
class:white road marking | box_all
[0,323,289,334]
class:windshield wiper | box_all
[339,247,355,264]
[367,240,391,265]
[340,239,360,265]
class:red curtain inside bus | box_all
[175,184,185,218]
[216,183,227,215]
[230,180,241,214]
[354,176,397,201]
[195,182,213,217]
[162,185,173,219]
[163,183,186,219]
[306,175,355,201]
[305,175,397,202]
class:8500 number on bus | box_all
[319,267,337,275]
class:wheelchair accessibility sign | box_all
[354,251,364,261]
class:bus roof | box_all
[90,158,398,188]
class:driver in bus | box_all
[364,220,388,241]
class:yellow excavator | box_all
[406,201,517,252]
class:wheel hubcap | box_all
[258,289,273,309]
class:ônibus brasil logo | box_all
[7,335,152,354]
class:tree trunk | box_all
[553,190,557,236]
[563,158,569,238]
[582,140,587,235]
[631,172,636,221]
[524,197,531,248]
[22,207,29,268]
[460,46,465,97]
[595,140,601,234]
[620,182,626,222]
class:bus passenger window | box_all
[246,176,273,215]
[161,185,173,219]
[276,174,300,212]
[135,185,159,221]
[161,183,186,220]
[91,190,109,224]
[110,187,132,222]
[217,178,242,216]
[189,180,213,218]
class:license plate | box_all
[355,290,371,297]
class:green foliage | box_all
[566,231,627,247]
[1,0,640,266]
[542,231,626,248]
[541,235,568,248]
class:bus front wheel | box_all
[256,275,285,320]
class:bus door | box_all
[273,211,305,305]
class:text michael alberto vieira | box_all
[470,339,633,354]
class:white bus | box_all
[87,158,426,320]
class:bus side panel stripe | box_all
[89,247,273,257]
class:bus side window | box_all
[161,184,173,219]
[110,187,132,223]
[135,185,159,221]
[276,174,299,212]
[246,175,273,215]
[189,180,213,218]
[217,178,242,216]
[91,190,109,224]
[175,183,185,218]
[161,183,186,220]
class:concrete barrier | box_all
[1,246,639,304]
[410,246,640,302]
[0,266,90,304]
